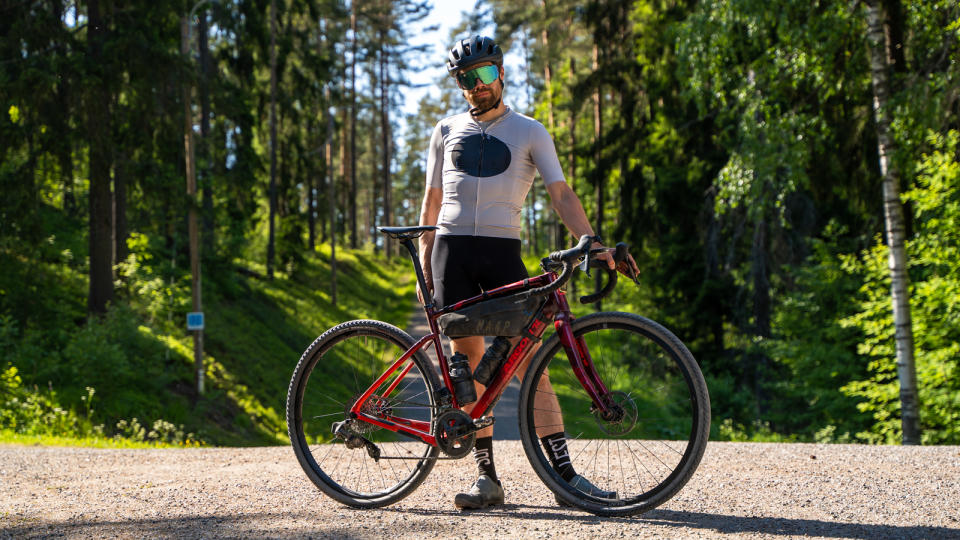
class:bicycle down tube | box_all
[350,277,619,441]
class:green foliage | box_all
[1,211,413,446]
[764,224,872,440]
[841,132,960,445]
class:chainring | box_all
[434,409,476,458]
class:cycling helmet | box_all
[447,35,503,74]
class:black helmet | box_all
[447,35,503,74]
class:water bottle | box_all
[448,352,477,405]
[473,336,511,386]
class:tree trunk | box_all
[348,5,359,249]
[53,0,76,215]
[864,0,920,445]
[326,85,338,306]
[541,1,561,251]
[567,57,578,301]
[182,15,205,396]
[567,55,577,248]
[592,43,603,311]
[267,0,278,279]
[198,12,215,254]
[86,0,113,315]
[380,36,392,258]
[308,114,317,251]
[113,152,128,263]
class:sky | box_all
[403,3,472,116]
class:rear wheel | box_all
[286,320,441,508]
[518,312,710,516]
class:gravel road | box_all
[2,441,958,539]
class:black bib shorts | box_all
[430,235,529,309]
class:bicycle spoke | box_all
[288,322,440,506]
[621,440,645,491]
[521,314,709,514]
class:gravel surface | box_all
[2,441,958,539]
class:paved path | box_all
[405,301,522,440]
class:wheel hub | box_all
[592,391,639,436]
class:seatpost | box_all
[401,238,434,309]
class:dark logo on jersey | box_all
[450,134,511,178]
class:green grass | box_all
[0,429,201,449]
[2,226,417,448]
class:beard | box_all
[465,79,503,111]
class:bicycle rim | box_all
[519,312,710,516]
[287,320,440,508]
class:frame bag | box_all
[437,294,544,338]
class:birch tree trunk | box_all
[864,0,920,445]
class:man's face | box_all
[458,62,504,110]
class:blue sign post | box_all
[187,312,205,331]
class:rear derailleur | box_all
[332,420,381,461]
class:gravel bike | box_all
[286,226,710,516]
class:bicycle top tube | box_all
[433,273,555,316]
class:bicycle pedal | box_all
[473,416,495,430]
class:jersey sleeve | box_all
[426,121,444,189]
[530,121,566,185]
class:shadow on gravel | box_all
[379,503,625,521]
[0,511,451,540]
[378,505,959,539]
[643,509,959,540]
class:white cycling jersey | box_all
[427,107,565,240]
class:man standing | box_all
[417,35,637,510]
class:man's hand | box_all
[416,280,433,306]
[592,242,640,282]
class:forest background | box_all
[1,0,958,447]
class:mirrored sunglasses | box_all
[457,64,500,90]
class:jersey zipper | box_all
[473,110,509,236]
[476,131,483,235]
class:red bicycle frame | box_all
[349,269,617,448]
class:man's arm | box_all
[418,122,445,303]
[546,181,597,244]
[546,181,639,276]
[418,186,442,297]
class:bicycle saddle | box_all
[378,226,439,240]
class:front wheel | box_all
[518,312,710,516]
[286,320,441,508]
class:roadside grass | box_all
[2,235,415,448]
[0,430,202,449]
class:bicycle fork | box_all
[554,309,623,421]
